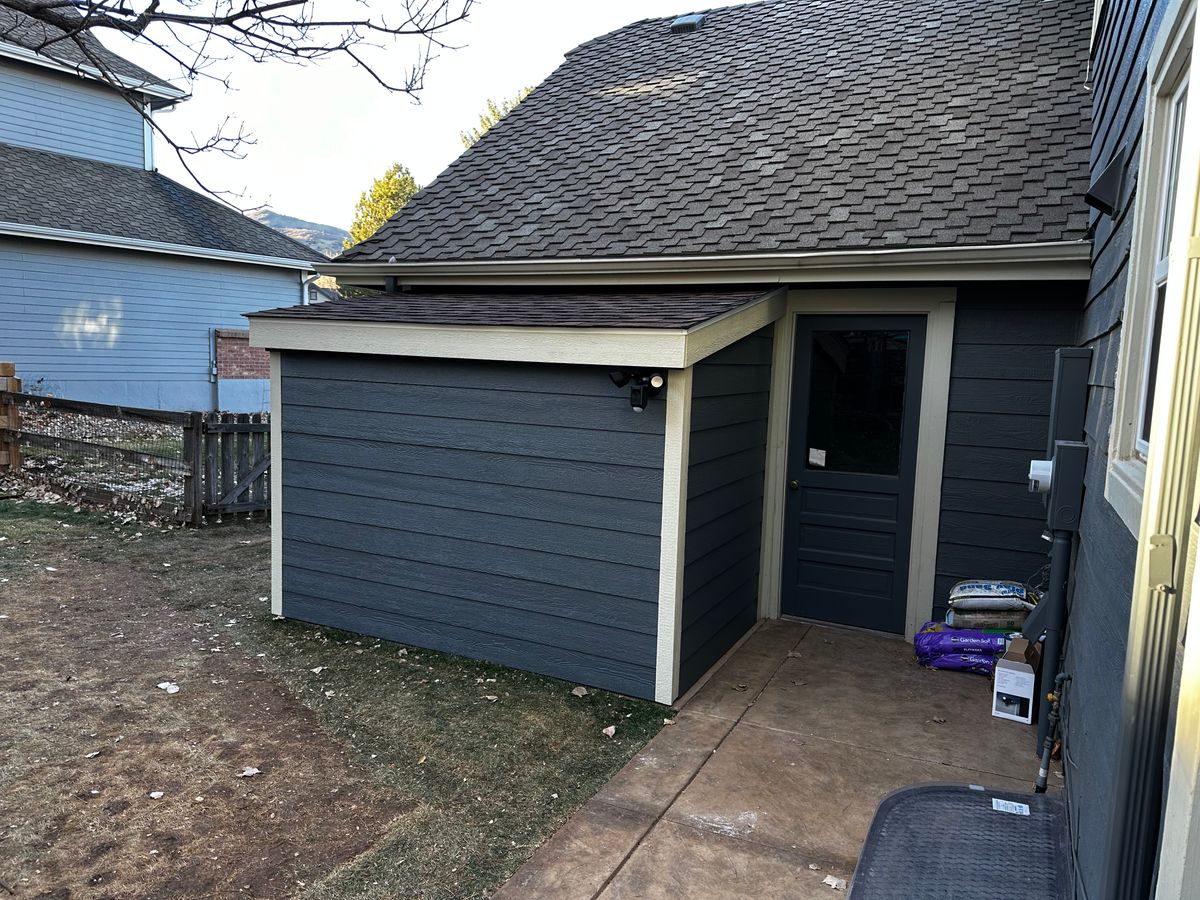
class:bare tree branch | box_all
[0,1,474,206]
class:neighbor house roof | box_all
[0,4,180,97]
[0,142,326,267]
[249,288,773,329]
[342,0,1092,265]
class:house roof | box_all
[0,141,326,266]
[341,0,1092,266]
[0,4,178,96]
[248,288,773,329]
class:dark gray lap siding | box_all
[678,326,773,693]
[278,351,665,699]
[934,284,1084,619]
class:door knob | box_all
[788,480,800,491]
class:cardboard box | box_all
[992,638,1042,724]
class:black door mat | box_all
[849,783,1069,899]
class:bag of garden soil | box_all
[913,621,1008,660]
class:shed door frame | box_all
[757,288,956,638]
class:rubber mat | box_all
[849,783,1069,899]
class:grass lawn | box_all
[0,497,665,898]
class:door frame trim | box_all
[757,288,956,638]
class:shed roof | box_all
[0,4,177,95]
[248,288,774,330]
[341,0,1092,266]
[0,142,326,265]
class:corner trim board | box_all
[269,351,283,617]
[655,366,693,704]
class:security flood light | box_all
[609,370,665,411]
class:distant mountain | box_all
[248,209,348,258]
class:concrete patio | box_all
[495,619,1045,899]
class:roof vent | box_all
[670,13,705,34]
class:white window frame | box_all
[1108,3,1195,534]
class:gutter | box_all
[0,221,319,271]
[317,240,1094,286]
[0,40,187,104]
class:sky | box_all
[108,1,757,231]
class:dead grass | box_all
[0,498,665,899]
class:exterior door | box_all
[781,316,926,633]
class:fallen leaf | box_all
[156,681,180,694]
[45,566,57,572]
[571,686,588,698]
[663,718,676,726]
[148,791,164,800]
[84,751,100,759]
[931,716,947,725]
[483,695,499,702]
[732,684,749,693]
[417,755,427,765]
[822,875,846,891]
[235,767,261,778]
[310,666,326,674]
[808,864,822,871]
[602,725,617,738]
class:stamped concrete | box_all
[495,620,1042,899]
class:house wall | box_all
[1062,2,1172,896]
[0,238,300,411]
[679,325,773,693]
[0,58,144,167]
[934,283,1085,619]
[277,352,667,699]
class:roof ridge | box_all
[564,0,774,57]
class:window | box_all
[1107,10,1194,534]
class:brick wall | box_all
[215,329,269,380]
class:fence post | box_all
[0,362,20,472]
[182,411,204,526]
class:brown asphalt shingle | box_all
[342,0,1093,265]
[248,289,774,329]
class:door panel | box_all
[782,316,926,633]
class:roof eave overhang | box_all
[250,287,788,369]
[319,240,1093,287]
[0,221,319,270]
[0,39,187,101]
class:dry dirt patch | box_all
[0,498,664,899]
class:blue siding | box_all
[1064,2,1171,896]
[0,59,144,167]
[935,284,1084,618]
[678,326,773,692]
[279,352,665,699]
[0,237,301,410]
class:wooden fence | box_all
[1,368,269,523]
[186,412,271,524]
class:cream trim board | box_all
[1107,0,1197,536]
[655,366,693,704]
[250,291,786,369]
[757,288,956,639]
[1150,3,1200,893]
[269,351,283,618]
[320,240,1092,288]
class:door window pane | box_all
[805,330,910,475]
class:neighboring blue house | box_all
[0,7,323,412]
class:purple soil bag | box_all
[921,652,998,676]
[913,621,1008,660]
